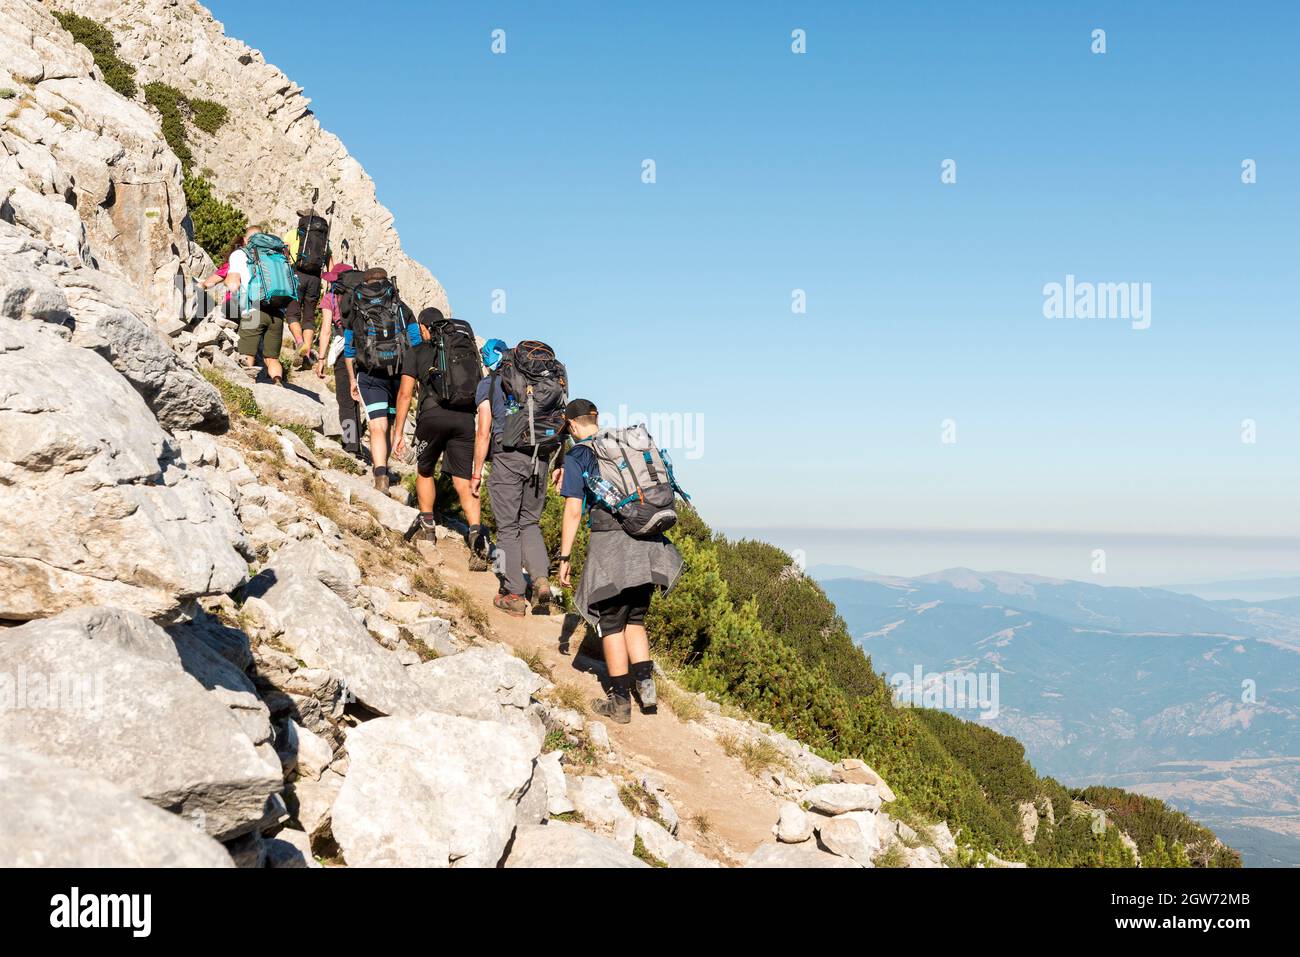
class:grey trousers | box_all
[488,448,550,596]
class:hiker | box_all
[391,308,491,569]
[282,208,331,370]
[314,262,363,457]
[342,267,421,489]
[198,238,238,313]
[471,339,566,617]
[225,226,299,385]
[556,399,685,723]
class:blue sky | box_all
[209,1,1299,579]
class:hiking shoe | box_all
[494,593,527,618]
[531,578,554,615]
[373,472,390,492]
[634,676,658,713]
[592,692,632,725]
[416,513,438,542]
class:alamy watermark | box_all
[0,668,104,718]
[599,403,705,460]
[890,665,1000,719]
[1042,274,1151,330]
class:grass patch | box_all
[282,422,317,453]
[322,450,365,475]
[875,843,908,868]
[688,811,713,836]
[549,681,587,716]
[514,646,554,681]
[718,732,789,777]
[543,728,597,767]
[410,568,490,635]
[301,476,341,524]
[633,835,667,868]
[201,367,261,419]
[657,678,703,723]
[53,12,137,98]
[619,781,654,816]
[0,89,15,100]
[549,811,584,824]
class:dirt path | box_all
[432,537,782,861]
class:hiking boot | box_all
[634,676,658,713]
[592,692,632,725]
[416,513,438,542]
[373,471,390,492]
[465,525,490,572]
[531,578,554,615]
[494,593,527,618]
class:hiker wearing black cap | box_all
[392,308,491,570]
[557,399,684,723]
[314,261,362,457]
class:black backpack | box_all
[424,318,482,410]
[351,278,406,373]
[330,268,366,325]
[492,340,568,454]
[294,214,330,274]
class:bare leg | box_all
[264,355,284,382]
[602,631,630,678]
[368,418,389,469]
[623,623,651,666]
[416,473,435,513]
[452,475,480,527]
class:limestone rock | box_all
[776,801,813,843]
[410,645,545,722]
[0,746,234,867]
[536,751,574,816]
[803,782,882,816]
[0,319,246,620]
[816,811,880,866]
[832,758,896,803]
[331,711,539,868]
[0,608,281,840]
[505,822,648,869]
[266,537,360,603]
[745,840,861,869]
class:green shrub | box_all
[54,12,137,98]
[144,82,193,169]
[188,97,228,134]
[200,368,260,419]
[0,89,15,100]
[183,173,247,260]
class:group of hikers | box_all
[200,208,689,723]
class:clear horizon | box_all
[206,0,1300,550]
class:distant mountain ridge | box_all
[816,566,1300,867]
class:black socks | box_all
[630,660,654,682]
[372,465,385,477]
[611,674,632,700]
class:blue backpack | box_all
[240,233,298,312]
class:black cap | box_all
[418,307,445,327]
[563,398,598,422]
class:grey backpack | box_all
[581,425,689,538]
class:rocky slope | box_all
[0,0,971,868]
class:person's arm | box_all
[471,400,492,497]
[392,375,416,459]
[343,328,361,401]
[558,496,583,586]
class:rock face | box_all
[331,711,539,867]
[0,608,281,840]
[505,822,648,869]
[54,0,450,316]
[0,318,245,621]
[0,746,235,867]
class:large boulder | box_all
[0,319,245,621]
[0,608,281,840]
[744,840,862,869]
[802,782,882,816]
[505,822,648,869]
[0,746,234,867]
[409,646,546,722]
[331,711,539,867]
[247,566,431,716]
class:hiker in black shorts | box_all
[556,399,684,723]
[392,308,491,570]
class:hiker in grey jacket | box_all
[557,399,683,724]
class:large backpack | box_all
[423,318,482,410]
[351,277,406,373]
[491,340,568,455]
[240,233,298,312]
[330,268,366,326]
[294,214,330,274]
[581,425,689,538]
